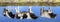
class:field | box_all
[0,2,60,6]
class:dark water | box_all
[0,6,60,22]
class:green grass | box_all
[0,2,60,6]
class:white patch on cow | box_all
[41,11,50,18]
[6,11,11,18]
[26,13,31,19]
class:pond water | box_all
[0,6,60,22]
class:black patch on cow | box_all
[8,12,15,18]
[30,13,38,19]
[49,13,56,18]
[23,14,27,19]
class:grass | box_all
[0,2,60,6]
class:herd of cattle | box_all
[3,6,57,19]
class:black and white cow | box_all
[41,7,56,18]
[3,8,15,18]
[22,6,38,19]
[15,7,23,19]
[27,7,38,19]
[15,7,38,19]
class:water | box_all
[0,6,60,22]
